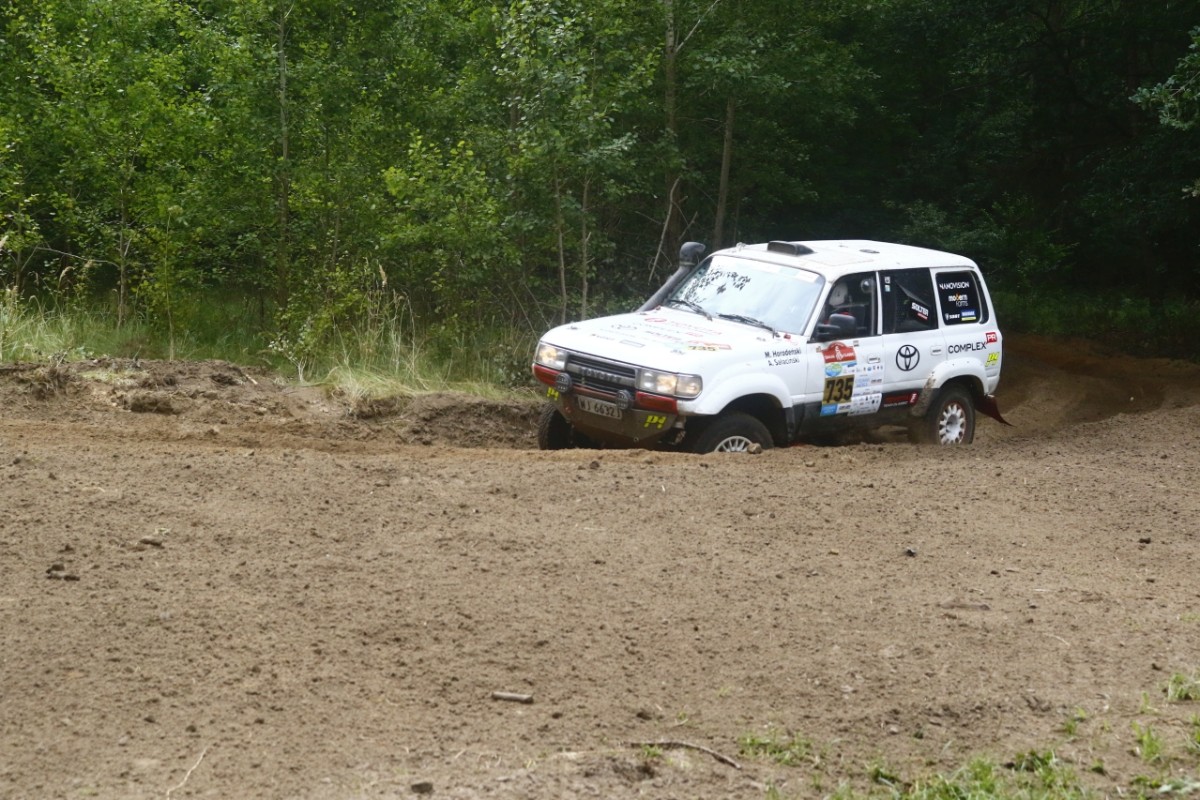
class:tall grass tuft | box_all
[301,294,538,400]
[1165,670,1200,703]
[0,288,539,401]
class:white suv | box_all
[532,239,1004,452]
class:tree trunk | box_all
[117,185,130,328]
[275,6,291,311]
[660,0,682,271]
[579,178,590,320]
[712,96,736,249]
[554,174,568,324]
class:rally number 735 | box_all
[822,375,855,404]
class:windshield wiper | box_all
[666,298,712,320]
[718,313,777,336]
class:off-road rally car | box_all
[532,239,1004,453]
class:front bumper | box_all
[533,364,679,445]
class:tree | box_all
[1135,26,1200,197]
[490,0,652,322]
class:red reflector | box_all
[532,364,558,386]
[636,392,677,413]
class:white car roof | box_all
[718,240,978,279]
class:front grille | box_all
[565,354,637,394]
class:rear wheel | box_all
[691,412,773,453]
[912,385,975,445]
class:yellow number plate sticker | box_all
[822,375,855,404]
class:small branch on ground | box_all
[629,740,741,770]
[490,691,534,704]
[166,744,209,798]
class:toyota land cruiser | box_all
[532,239,1004,452]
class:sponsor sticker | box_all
[822,342,857,364]
[881,391,919,409]
[849,393,882,416]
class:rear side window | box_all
[935,271,989,325]
[881,269,936,333]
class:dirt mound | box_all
[1,338,1199,800]
[985,333,1200,440]
[0,358,541,452]
[3,333,1196,451]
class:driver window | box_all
[821,273,877,337]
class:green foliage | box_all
[899,754,1090,800]
[384,136,521,328]
[1132,722,1165,765]
[737,728,814,767]
[1134,27,1200,133]
[821,752,1094,800]
[1,0,1198,363]
[1062,708,1088,738]
[993,288,1200,360]
[1165,670,1200,703]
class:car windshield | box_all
[666,255,824,335]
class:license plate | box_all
[576,396,622,419]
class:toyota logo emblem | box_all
[896,344,920,371]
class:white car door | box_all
[804,272,886,418]
[879,269,947,410]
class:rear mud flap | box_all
[977,394,1012,427]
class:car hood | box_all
[541,308,789,370]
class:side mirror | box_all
[814,313,857,341]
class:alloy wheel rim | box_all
[938,403,966,444]
[715,435,755,452]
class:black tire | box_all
[690,412,773,453]
[912,385,975,445]
[537,404,575,450]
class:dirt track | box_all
[2,335,1200,799]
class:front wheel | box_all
[537,404,577,450]
[690,412,773,453]
[912,385,975,445]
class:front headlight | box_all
[637,369,702,398]
[675,374,703,398]
[534,342,567,370]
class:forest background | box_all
[1,0,1198,387]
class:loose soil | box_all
[2,334,1199,799]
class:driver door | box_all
[804,272,885,417]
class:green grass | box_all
[738,728,816,767]
[0,291,270,364]
[736,703,1200,800]
[1132,722,1165,765]
[813,752,1092,800]
[0,290,539,400]
[1165,671,1200,703]
[1062,708,1089,738]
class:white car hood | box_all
[542,308,786,371]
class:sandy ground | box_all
[1,334,1199,799]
